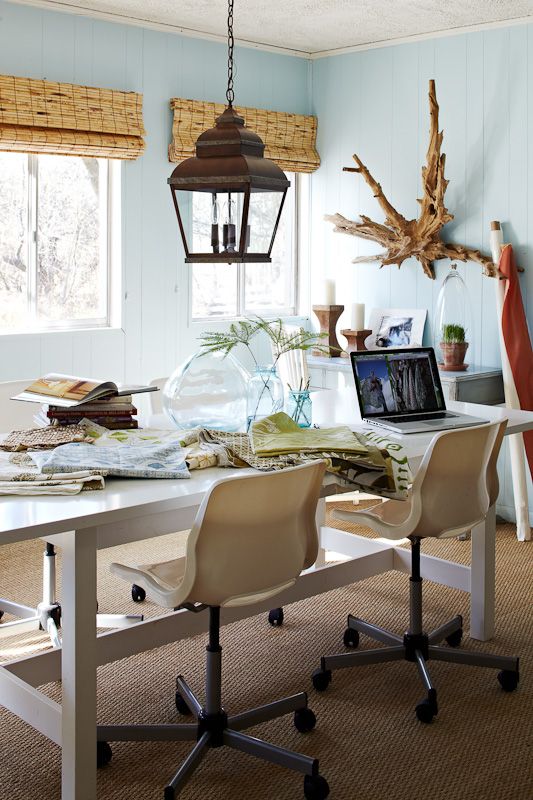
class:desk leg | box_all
[315,498,327,568]
[469,505,496,642]
[61,527,97,800]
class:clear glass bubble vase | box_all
[163,350,249,431]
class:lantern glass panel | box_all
[246,191,284,254]
[175,188,246,256]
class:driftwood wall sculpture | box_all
[325,80,498,279]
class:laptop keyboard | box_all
[382,412,454,423]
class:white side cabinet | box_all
[308,357,504,405]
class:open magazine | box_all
[12,374,158,408]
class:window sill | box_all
[0,326,125,338]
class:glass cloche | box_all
[163,350,249,431]
[433,264,473,371]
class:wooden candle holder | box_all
[340,328,372,356]
[312,305,344,357]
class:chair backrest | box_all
[409,422,501,539]
[487,420,507,507]
[148,377,167,414]
[0,380,37,431]
[179,461,326,608]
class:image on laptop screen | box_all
[351,349,445,417]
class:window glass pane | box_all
[190,190,239,318]
[36,156,107,322]
[192,263,238,318]
[0,153,28,329]
[244,173,295,313]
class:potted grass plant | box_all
[440,323,469,371]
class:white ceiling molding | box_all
[5,0,533,60]
[309,14,533,59]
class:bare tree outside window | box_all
[0,152,111,331]
[191,173,297,319]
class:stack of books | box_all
[12,373,158,431]
[46,396,139,430]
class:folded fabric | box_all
[78,420,198,448]
[30,442,190,479]
[199,417,412,500]
[0,473,104,495]
[1,424,94,452]
[0,451,104,494]
[250,413,370,456]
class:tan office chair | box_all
[0,380,141,647]
[312,422,519,723]
[100,463,329,799]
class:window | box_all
[191,172,299,319]
[0,152,115,331]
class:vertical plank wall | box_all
[0,0,310,383]
[310,26,533,521]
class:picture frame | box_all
[364,308,427,351]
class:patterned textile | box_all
[79,421,217,471]
[30,442,190,479]
[0,425,94,452]
[0,451,104,495]
[199,414,411,500]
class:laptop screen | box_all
[350,348,446,418]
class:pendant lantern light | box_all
[168,0,290,263]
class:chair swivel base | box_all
[312,538,519,724]
[313,611,519,723]
[98,607,329,799]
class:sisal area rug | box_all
[0,507,531,800]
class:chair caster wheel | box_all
[343,627,359,648]
[498,669,519,692]
[50,605,61,627]
[294,707,316,733]
[415,697,438,724]
[445,628,463,648]
[312,668,331,692]
[304,773,330,799]
[97,741,112,768]
[175,691,193,715]
[131,584,146,603]
[268,607,284,627]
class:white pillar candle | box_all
[351,303,365,330]
[323,278,336,305]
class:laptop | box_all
[350,347,488,434]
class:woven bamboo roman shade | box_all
[169,98,319,173]
[0,74,145,159]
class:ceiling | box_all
[10,0,533,54]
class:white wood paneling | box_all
[310,25,533,519]
[0,0,311,384]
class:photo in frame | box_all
[364,308,427,350]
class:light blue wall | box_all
[0,0,310,383]
[310,27,533,522]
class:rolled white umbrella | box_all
[490,221,530,541]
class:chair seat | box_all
[110,557,187,609]
[333,497,413,540]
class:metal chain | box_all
[226,0,235,106]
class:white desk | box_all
[1,389,532,799]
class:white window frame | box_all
[190,172,301,323]
[0,153,120,334]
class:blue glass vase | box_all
[163,350,249,431]
[246,365,284,430]
[287,389,312,427]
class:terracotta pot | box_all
[440,341,469,371]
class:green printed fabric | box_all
[199,413,412,500]
[250,413,369,456]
